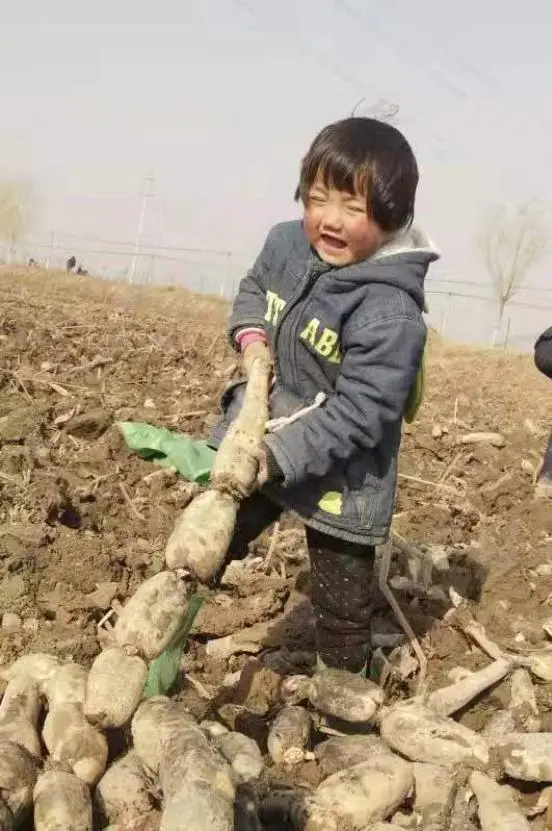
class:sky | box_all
[1,0,551,348]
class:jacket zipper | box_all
[272,260,321,390]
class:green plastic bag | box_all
[117,422,216,484]
[142,595,204,699]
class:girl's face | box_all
[303,176,388,266]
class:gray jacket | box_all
[209,220,440,545]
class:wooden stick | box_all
[378,540,427,693]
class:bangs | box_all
[298,145,373,202]
[294,118,419,232]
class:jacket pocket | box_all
[311,454,382,529]
[336,451,385,528]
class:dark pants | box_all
[535,333,552,478]
[540,431,552,480]
[226,491,376,673]
[535,331,552,380]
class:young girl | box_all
[534,326,552,498]
[210,117,440,674]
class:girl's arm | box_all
[228,228,277,350]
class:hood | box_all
[311,223,440,312]
[373,224,440,264]
[369,224,440,310]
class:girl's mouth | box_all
[320,233,347,250]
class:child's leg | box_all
[534,334,552,495]
[541,430,552,478]
[306,528,377,674]
[225,491,283,561]
[536,429,552,497]
[535,334,552,380]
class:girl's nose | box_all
[321,205,344,230]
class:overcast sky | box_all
[1,0,551,347]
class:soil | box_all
[2,265,552,826]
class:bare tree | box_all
[478,200,547,327]
[0,180,34,260]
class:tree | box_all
[478,200,547,328]
[0,180,34,260]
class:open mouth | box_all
[319,233,347,251]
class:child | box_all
[209,117,440,675]
[534,326,552,497]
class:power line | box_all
[230,0,469,164]
[18,239,247,267]
[333,0,552,159]
[23,233,242,259]
[230,0,368,94]
[427,275,552,294]
[16,236,552,311]
[381,0,552,137]
[21,233,552,295]
[426,287,552,313]
[19,229,552,296]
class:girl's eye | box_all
[309,194,326,204]
[349,205,366,215]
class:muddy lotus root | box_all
[0,740,38,825]
[95,750,155,828]
[0,675,42,758]
[84,647,148,728]
[165,489,238,582]
[378,699,490,769]
[33,770,93,831]
[308,669,385,723]
[113,571,189,660]
[267,705,312,765]
[314,755,414,828]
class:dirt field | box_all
[1,265,552,823]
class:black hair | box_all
[295,117,418,232]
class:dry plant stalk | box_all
[165,343,272,582]
[458,432,505,448]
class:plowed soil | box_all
[1,264,552,730]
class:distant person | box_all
[28,257,38,266]
[207,117,439,677]
[66,256,77,272]
[534,326,552,497]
